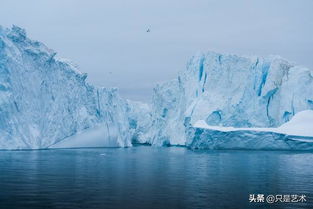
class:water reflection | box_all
[0,147,312,209]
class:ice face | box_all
[0,26,132,149]
[187,110,313,150]
[187,127,313,151]
[149,51,313,146]
[126,100,152,144]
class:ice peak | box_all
[9,25,27,41]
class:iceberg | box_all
[0,25,132,149]
[148,51,313,146]
[1,25,312,151]
[187,110,313,150]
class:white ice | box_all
[193,110,313,137]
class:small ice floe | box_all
[99,153,106,156]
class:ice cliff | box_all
[0,25,132,149]
[148,51,313,146]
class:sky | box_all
[1,0,313,101]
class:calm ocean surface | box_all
[0,146,312,209]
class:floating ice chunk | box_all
[188,110,313,150]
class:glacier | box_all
[187,110,313,150]
[0,25,133,149]
[148,51,313,146]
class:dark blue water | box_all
[0,146,312,209]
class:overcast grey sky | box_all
[1,0,313,101]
